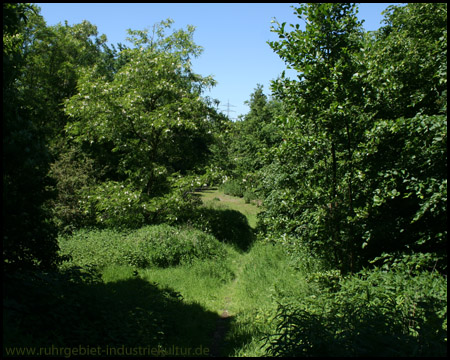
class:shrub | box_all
[74,174,204,231]
[221,178,245,198]
[130,225,227,267]
[186,204,254,251]
[243,189,258,204]
[58,224,227,270]
[264,255,447,357]
[47,148,98,233]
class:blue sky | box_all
[36,3,394,119]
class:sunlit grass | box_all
[50,190,323,356]
[97,234,319,356]
[221,241,318,356]
[195,188,262,229]
[138,244,239,314]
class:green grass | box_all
[99,239,317,357]
[195,188,262,229]
[136,245,238,315]
[3,188,324,356]
[31,188,311,356]
[50,190,315,356]
[58,224,227,270]
[220,241,319,356]
[5,188,446,357]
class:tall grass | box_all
[136,245,238,314]
[7,187,444,357]
[54,191,325,357]
[97,238,323,357]
[58,224,227,270]
[220,241,323,356]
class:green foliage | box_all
[261,2,447,272]
[221,178,246,198]
[223,85,283,205]
[353,114,447,268]
[79,181,146,229]
[3,3,60,271]
[47,147,98,233]
[265,259,447,357]
[16,10,109,154]
[230,85,283,175]
[55,19,231,234]
[132,225,227,268]
[364,3,447,119]
[201,164,229,187]
[243,188,258,204]
[264,3,366,271]
[58,224,227,269]
[64,19,217,198]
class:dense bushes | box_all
[48,148,99,232]
[221,178,246,198]
[352,114,447,270]
[59,224,227,269]
[264,255,447,357]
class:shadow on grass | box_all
[187,207,255,252]
[3,267,219,357]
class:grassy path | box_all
[124,188,263,356]
[209,253,245,356]
[104,188,297,357]
[16,187,311,357]
[194,187,262,229]
[196,187,258,321]
[195,188,267,356]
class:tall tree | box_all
[3,3,59,270]
[262,2,447,272]
[266,3,364,271]
[230,84,282,177]
[65,19,217,197]
[352,3,447,269]
[18,12,109,154]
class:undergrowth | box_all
[4,193,447,357]
[58,224,227,270]
[263,255,447,357]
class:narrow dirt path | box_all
[209,254,247,357]
[209,310,232,357]
[195,188,259,357]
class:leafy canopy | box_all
[65,19,217,195]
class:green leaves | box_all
[364,3,447,119]
[353,114,447,268]
[261,2,447,273]
[265,262,447,357]
[3,3,60,270]
[79,181,145,229]
[263,3,367,271]
[64,20,219,210]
